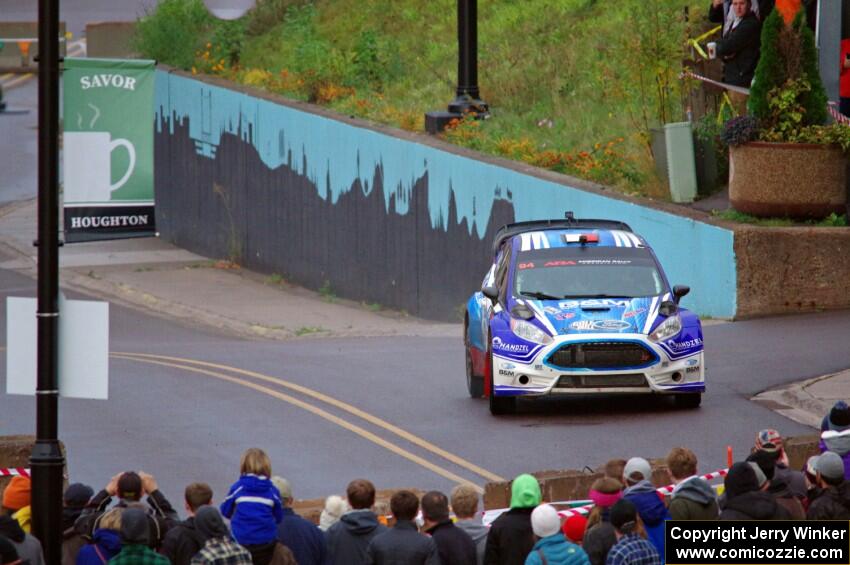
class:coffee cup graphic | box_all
[63,131,136,203]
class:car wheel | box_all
[487,336,516,415]
[465,345,484,398]
[675,393,702,409]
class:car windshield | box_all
[513,246,665,299]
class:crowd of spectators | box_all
[1,400,850,565]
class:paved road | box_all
[3,260,849,505]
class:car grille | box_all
[547,342,656,369]
[555,373,649,389]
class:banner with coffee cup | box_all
[63,58,156,242]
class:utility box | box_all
[663,121,698,203]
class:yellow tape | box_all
[688,25,721,60]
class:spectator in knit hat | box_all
[76,508,123,565]
[583,477,622,565]
[451,484,488,565]
[720,462,790,520]
[61,483,93,565]
[665,448,717,521]
[326,479,386,565]
[1,477,31,533]
[0,516,42,565]
[422,490,476,565]
[318,495,348,532]
[366,490,438,565]
[562,515,587,546]
[526,504,590,565]
[754,429,806,498]
[0,537,23,565]
[819,401,850,479]
[484,473,541,565]
[110,507,170,565]
[806,452,850,520]
[621,458,668,563]
[746,450,804,519]
[271,476,327,565]
[76,471,177,548]
[190,506,253,565]
[605,500,659,565]
[159,482,213,565]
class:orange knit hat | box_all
[2,476,31,511]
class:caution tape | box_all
[686,25,722,59]
[0,468,30,478]
[827,101,850,125]
[680,70,751,95]
[482,467,729,526]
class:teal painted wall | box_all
[155,70,737,318]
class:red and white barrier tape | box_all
[483,467,729,526]
[0,468,30,478]
[827,101,850,125]
[680,70,751,95]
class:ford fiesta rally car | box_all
[464,215,704,415]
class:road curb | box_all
[751,373,836,429]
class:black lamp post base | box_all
[424,98,489,135]
[448,96,488,116]
[424,110,463,134]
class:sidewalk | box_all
[0,198,458,340]
[1,198,844,429]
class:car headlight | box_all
[649,315,682,342]
[510,318,553,345]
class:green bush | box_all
[132,0,213,69]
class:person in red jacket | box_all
[840,38,850,116]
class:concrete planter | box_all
[729,142,847,218]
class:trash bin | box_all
[663,121,698,203]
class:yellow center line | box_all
[112,353,485,493]
[115,351,504,483]
[2,73,33,90]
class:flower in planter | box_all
[720,115,759,147]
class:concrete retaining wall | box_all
[85,22,138,59]
[735,226,850,318]
[0,22,66,71]
[153,69,737,320]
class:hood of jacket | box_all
[624,480,669,526]
[93,528,123,554]
[673,477,717,505]
[235,473,277,494]
[455,516,488,543]
[0,515,25,542]
[511,474,542,509]
[340,509,382,535]
[822,429,850,456]
[723,491,782,520]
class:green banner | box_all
[63,57,156,241]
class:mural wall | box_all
[155,70,737,320]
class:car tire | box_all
[464,319,484,398]
[487,336,516,415]
[675,393,702,409]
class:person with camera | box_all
[708,0,761,114]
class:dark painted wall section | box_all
[155,118,515,320]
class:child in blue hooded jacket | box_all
[220,447,284,546]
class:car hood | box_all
[523,296,660,335]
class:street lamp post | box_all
[31,0,64,560]
[425,0,489,134]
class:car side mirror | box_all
[673,285,690,304]
[482,284,499,301]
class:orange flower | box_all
[775,0,801,24]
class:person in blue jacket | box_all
[220,448,284,549]
[525,504,590,565]
[621,458,669,564]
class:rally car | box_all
[464,214,704,415]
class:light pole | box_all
[31,0,64,559]
[425,0,489,134]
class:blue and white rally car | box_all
[464,214,704,415]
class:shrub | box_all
[133,0,213,69]
[720,115,759,147]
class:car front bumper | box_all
[491,334,705,397]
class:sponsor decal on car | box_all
[685,366,700,374]
[570,319,631,331]
[543,306,561,315]
[667,337,703,351]
[533,364,543,371]
[492,336,530,354]
[623,308,646,319]
[554,312,576,320]
[499,369,515,377]
[685,358,699,367]
[502,363,516,370]
[560,299,632,310]
[543,260,577,267]
[576,259,632,265]
[518,262,535,270]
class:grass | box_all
[318,279,336,302]
[295,325,326,336]
[266,273,284,285]
[135,0,711,198]
[712,209,848,227]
